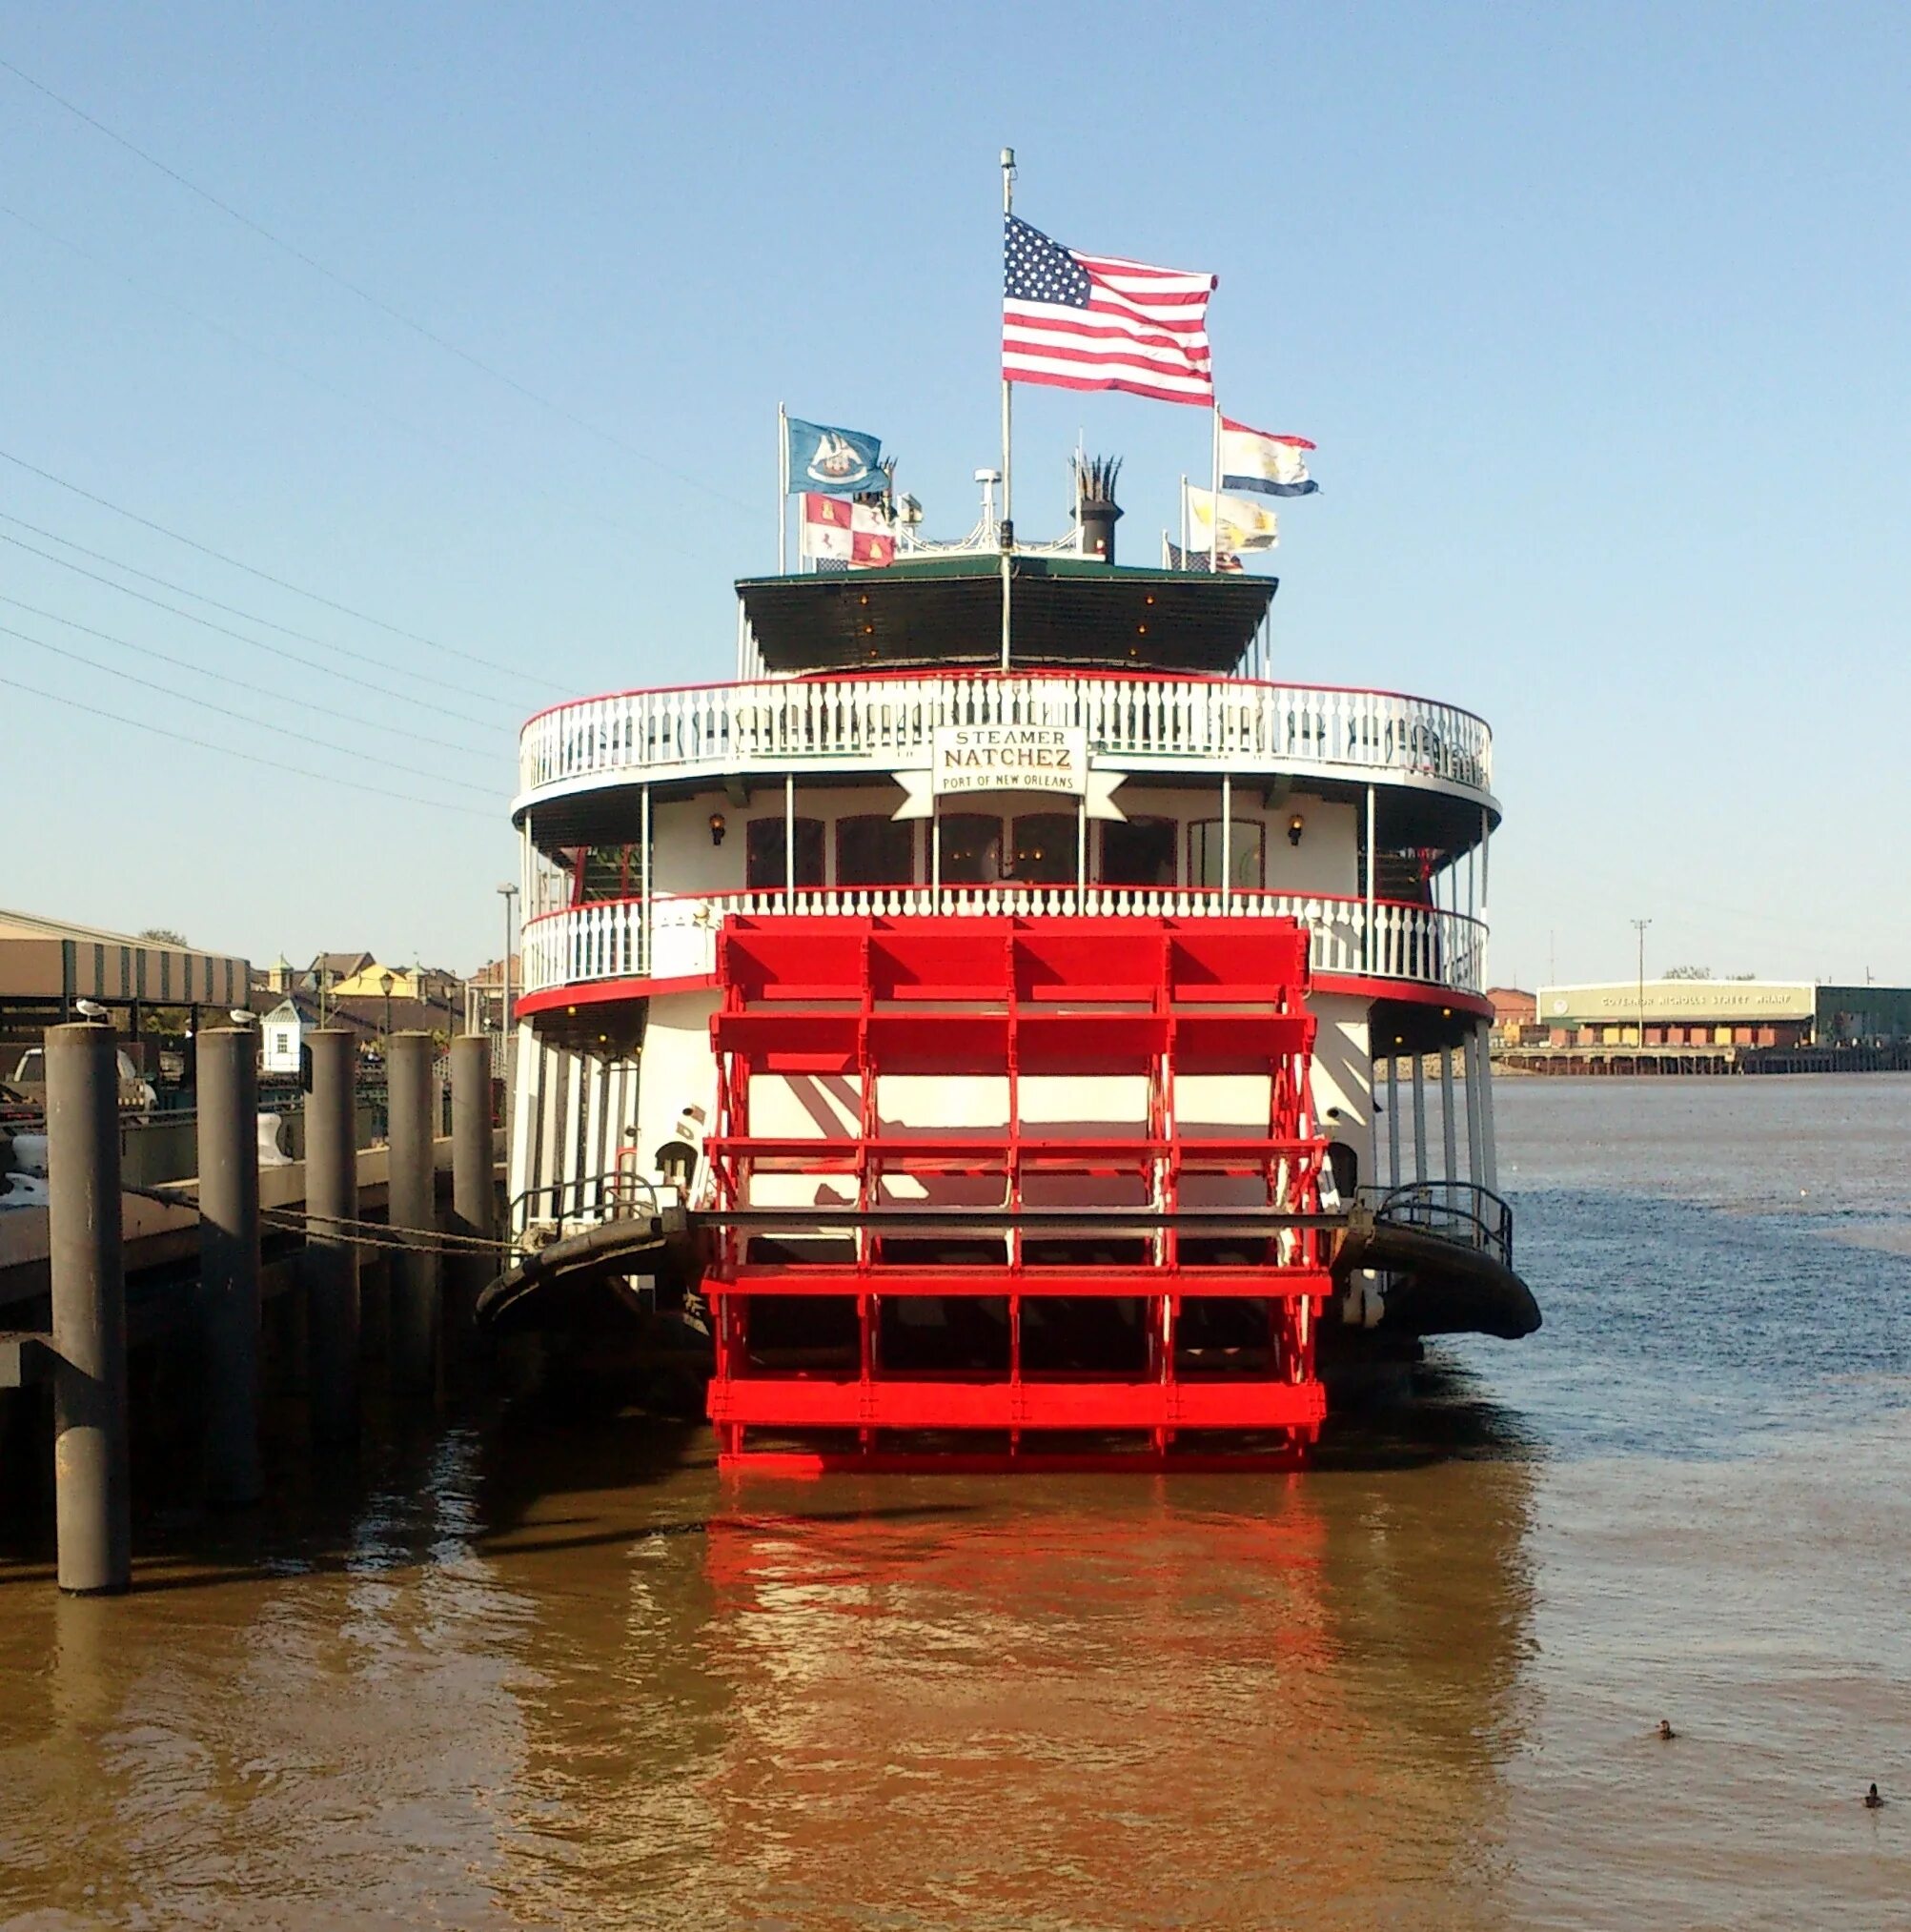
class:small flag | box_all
[785,416,884,495]
[1187,486,1278,553]
[1167,539,1244,574]
[1220,418,1318,498]
[800,493,895,567]
[1003,215,1215,407]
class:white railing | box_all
[520,898,645,994]
[519,888,1486,998]
[518,674,1493,803]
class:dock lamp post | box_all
[497,883,518,1037]
[1632,918,1652,1063]
[380,969,395,1047]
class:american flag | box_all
[1003,215,1216,406]
[1166,539,1244,575]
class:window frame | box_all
[745,815,826,890]
[1187,817,1267,892]
[1010,811,1078,886]
[834,813,917,889]
[1098,814,1179,889]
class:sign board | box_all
[1538,981,1815,1025]
[930,724,1087,798]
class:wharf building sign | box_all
[930,724,1087,798]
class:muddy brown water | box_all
[2,1076,1908,1928]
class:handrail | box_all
[1357,1181,1513,1268]
[517,672,1494,803]
[519,887,1489,998]
[508,1168,661,1240]
[525,883,1467,933]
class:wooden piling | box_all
[387,1031,439,1398]
[197,1027,263,1505]
[449,1034,495,1349]
[305,1027,360,1445]
[47,1023,131,1595]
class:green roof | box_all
[737,556,1276,675]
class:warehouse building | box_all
[1535,981,1911,1050]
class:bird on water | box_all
[1657,1719,1677,1741]
[1865,1783,1883,1809]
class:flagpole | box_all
[777,401,788,573]
[1179,474,1189,561]
[1209,404,1222,572]
[1001,149,1016,534]
[1000,146,1016,669]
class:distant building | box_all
[258,994,317,1075]
[0,909,249,1068]
[326,960,460,1004]
[1536,981,1911,1049]
[464,954,520,1034]
[1487,986,1537,1042]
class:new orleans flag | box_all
[1219,418,1318,498]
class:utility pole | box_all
[497,883,518,1037]
[1632,918,1652,1062]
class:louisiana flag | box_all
[785,416,885,496]
[1220,418,1318,498]
[800,493,894,567]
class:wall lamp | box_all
[708,813,727,847]
[1287,812,1306,846]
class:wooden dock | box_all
[0,1025,502,1594]
[1494,1042,1911,1077]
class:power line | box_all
[0,58,752,514]
[1,619,495,795]
[0,443,537,687]
[0,527,508,730]
[0,590,489,757]
[0,511,516,715]
[0,670,490,817]
[0,200,679,551]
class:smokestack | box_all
[1075,454,1124,565]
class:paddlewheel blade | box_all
[701,916,1332,1472]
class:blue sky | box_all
[3,2,1906,985]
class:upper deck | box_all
[515,668,1496,835]
[510,558,1502,1022]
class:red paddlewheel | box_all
[701,916,1333,1472]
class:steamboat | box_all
[485,448,1537,1471]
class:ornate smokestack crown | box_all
[1074,454,1124,564]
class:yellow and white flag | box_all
[1186,485,1279,553]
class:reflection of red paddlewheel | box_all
[702,916,1333,1473]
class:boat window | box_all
[1189,818,1265,891]
[745,816,825,889]
[836,814,915,887]
[939,813,1002,885]
[1012,813,1076,885]
[1100,816,1176,887]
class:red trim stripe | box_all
[1004,366,1213,404]
[1006,306,1209,347]
[1221,417,1315,450]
